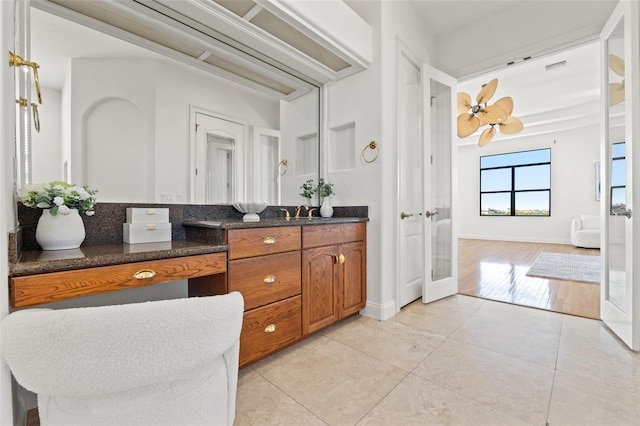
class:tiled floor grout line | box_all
[250,365,330,425]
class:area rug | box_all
[526,252,600,284]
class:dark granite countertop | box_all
[10,240,228,277]
[183,216,368,229]
[10,203,368,278]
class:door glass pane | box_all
[430,78,452,281]
[606,16,626,311]
[206,135,234,204]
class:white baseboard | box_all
[360,300,397,321]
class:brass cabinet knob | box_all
[264,324,276,333]
[338,254,345,264]
[263,237,276,244]
[263,275,276,283]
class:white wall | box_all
[280,90,319,206]
[33,58,280,203]
[32,87,62,182]
[155,60,279,203]
[333,0,436,319]
[69,59,157,201]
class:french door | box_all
[422,64,458,303]
[600,0,639,350]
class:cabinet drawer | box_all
[228,227,301,260]
[240,295,302,367]
[10,252,227,308]
[302,222,366,249]
[229,251,301,310]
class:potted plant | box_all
[18,181,98,250]
[299,179,316,206]
[317,178,335,218]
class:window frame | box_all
[479,148,551,217]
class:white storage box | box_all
[123,241,173,253]
[126,208,169,224]
[123,223,172,244]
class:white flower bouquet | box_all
[18,181,98,216]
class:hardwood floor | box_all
[458,239,601,319]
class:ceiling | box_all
[408,0,618,78]
[409,0,526,37]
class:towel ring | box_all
[361,141,379,164]
[16,97,40,133]
[277,159,288,176]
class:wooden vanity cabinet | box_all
[227,222,366,366]
[227,226,302,367]
[302,223,366,335]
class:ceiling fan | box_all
[457,78,524,147]
[609,54,625,106]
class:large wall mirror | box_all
[19,0,320,206]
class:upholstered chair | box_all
[571,214,601,248]
[1,292,244,425]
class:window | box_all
[480,149,551,216]
[611,142,626,215]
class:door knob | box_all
[425,211,439,218]
[400,212,413,220]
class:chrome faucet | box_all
[279,208,291,220]
[295,205,308,218]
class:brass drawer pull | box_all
[263,237,276,245]
[133,269,157,279]
[264,324,276,333]
[264,275,276,284]
[338,254,345,264]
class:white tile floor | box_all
[235,295,640,426]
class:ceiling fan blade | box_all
[609,54,625,77]
[457,113,480,138]
[476,78,498,104]
[492,97,514,116]
[457,92,472,114]
[609,82,625,106]
[477,105,508,125]
[499,116,524,135]
[478,127,496,147]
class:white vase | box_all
[320,197,334,218]
[35,208,86,250]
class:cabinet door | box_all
[302,245,339,335]
[339,241,367,318]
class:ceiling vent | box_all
[545,60,568,72]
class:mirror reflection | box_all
[28,6,320,205]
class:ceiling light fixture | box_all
[456,78,524,147]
